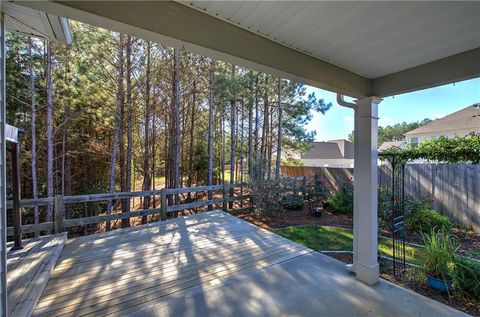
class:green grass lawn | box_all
[273,225,425,265]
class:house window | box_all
[411,137,419,148]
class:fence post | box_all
[54,195,64,233]
[302,176,307,199]
[160,189,167,221]
[223,183,228,212]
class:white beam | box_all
[353,96,381,285]
[371,48,480,97]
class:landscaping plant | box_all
[310,175,329,201]
[453,256,480,300]
[282,194,305,210]
[378,187,431,221]
[422,229,458,290]
[248,177,286,216]
[324,180,353,214]
[407,209,453,235]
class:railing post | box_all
[11,142,22,250]
[223,183,228,212]
[54,195,64,233]
[160,189,167,221]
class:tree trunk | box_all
[46,42,54,222]
[142,41,151,223]
[267,103,273,180]
[107,34,124,230]
[61,46,72,219]
[172,48,181,205]
[254,74,259,179]
[247,72,253,178]
[124,35,133,227]
[207,59,215,210]
[187,80,196,201]
[229,65,236,209]
[151,99,156,207]
[239,102,245,207]
[261,75,269,180]
[221,103,226,185]
[28,38,39,230]
[275,78,282,179]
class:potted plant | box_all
[422,228,458,292]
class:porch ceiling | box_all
[184,1,479,79]
[17,1,480,98]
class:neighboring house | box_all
[301,139,354,168]
[378,141,407,152]
[405,103,480,146]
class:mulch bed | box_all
[327,252,480,316]
[237,207,353,230]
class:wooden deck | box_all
[32,210,311,316]
[7,233,67,317]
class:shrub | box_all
[422,229,458,280]
[248,177,286,216]
[454,256,480,300]
[325,181,353,214]
[282,194,305,210]
[306,175,329,202]
[377,186,431,221]
[406,209,452,235]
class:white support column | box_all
[0,10,7,316]
[353,96,381,285]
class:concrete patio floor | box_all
[132,250,468,317]
[34,210,467,317]
[129,212,466,317]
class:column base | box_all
[345,263,355,273]
[356,261,379,285]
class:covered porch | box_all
[0,1,478,316]
[12,211,469,316]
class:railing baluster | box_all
[54,195,65,233]
[160,189,167,221]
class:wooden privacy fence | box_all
[379,163,480,232]
[283,164,480,232]
[281,166,353,193]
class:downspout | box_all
[336,94,358,273]
[336,94,357,111]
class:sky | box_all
[305,78,480,141]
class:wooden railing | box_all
[7,176,312,244]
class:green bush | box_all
[282,194,305,210]
[377,186,431,221]
[422,229,458,280]
[306,175,329,202]
[406,209,452,234]
[454,256,480,300]
[248,178,286,216]
[325,181,353,214]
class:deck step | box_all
[7,232,67,317]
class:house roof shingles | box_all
[405,104,480,135]
[301,139,353,159]
[378,141,407,152]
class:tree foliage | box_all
[379,133,480,164]
[5,20,330,224]
[348,118,432,144]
